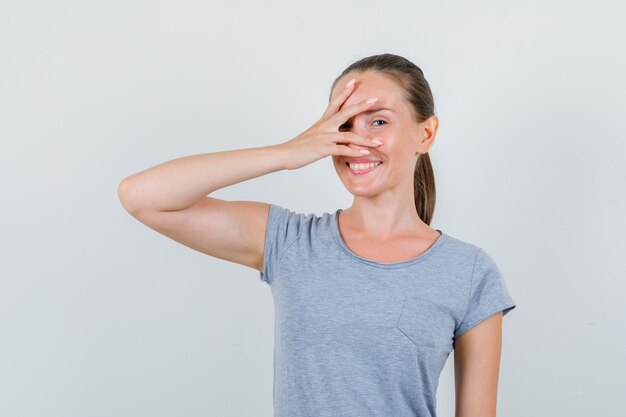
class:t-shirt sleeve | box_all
[454,247,517,338]
[259,203,306,285]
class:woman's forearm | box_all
[118,144,289,213]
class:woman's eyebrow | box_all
[363,107,395,114]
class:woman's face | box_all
[329,70,428,197]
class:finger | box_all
[321,78,356,121]
[332,132,384,149]
[330,143,374,158]
[328,96,379,130]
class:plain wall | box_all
[1,0,625,416]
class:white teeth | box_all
[349,162,382,171]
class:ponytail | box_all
[413,152,436,225]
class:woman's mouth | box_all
[345,161,383,175]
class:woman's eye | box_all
[340,120,385,129]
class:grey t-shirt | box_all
[259,203,516,417]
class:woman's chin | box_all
[342,179,384,196]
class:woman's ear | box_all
[415,116,439,154]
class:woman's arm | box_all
[117,145,290,271]
[118,145,288,214]
[453,311,504,417]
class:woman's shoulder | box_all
[266,203,326,224]
[436,231,507,277]
[436,231,488,262]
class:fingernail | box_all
[359,149,371,154]
[372,138,383,145]
[366,97,378,104]
[346,78,356,89]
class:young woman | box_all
[118,53,516,417]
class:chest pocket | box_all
[396,295,455,351]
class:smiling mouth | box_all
[345,161,383,175]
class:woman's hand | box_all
[279,78,384,170]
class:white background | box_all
[1,0,624,416]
